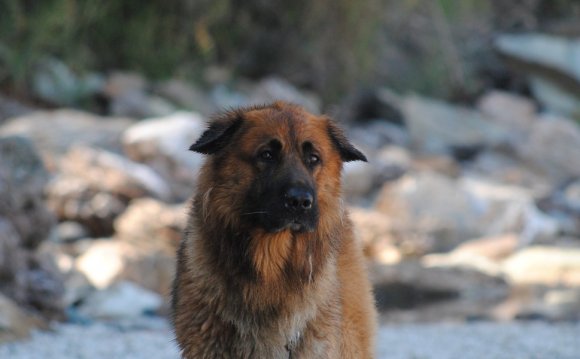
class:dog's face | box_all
[190,102,366,234]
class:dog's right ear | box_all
[189,114,243,154]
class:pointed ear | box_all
[327,121,367,162]
[190,114,243,154]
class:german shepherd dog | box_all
[172,101,377,358]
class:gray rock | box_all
[0,139,65,316]
[247,77,322,114]
[32,58,103,106]
[103,72,175,118]
[114,198,185,295]
[476,91,537,139]
[495,33,580,83]
[46,146,170,236]
[350,121,410,150]
[530,76,580,118]
[0,95,33,123]
[343,160,377,200]
[55,221,89,243]
[78,281,163,320]
[518,115,580,181]
[0,137,53,248]
[401,95,509,154]
[0,110,134,163]
[495,34,580,118]
[0,293,44,343]
[155,79,215,116]
[371,261,508,315]
[123,111,206,201]
[374,172,558,252]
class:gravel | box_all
[1,319,579,358]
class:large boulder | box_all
[401,95,509,155]
[0,293,45,343]
[374,172,558,252]
[0,136,64,318]
[517,115,580,182]
[75,199,185,295]
[46,146,170,237]
[495,33,580,117]
[476,91,537,140]
[0,110,134,167]
[371,261,508,320]
[123,112,206,201]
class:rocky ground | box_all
[1,32,580,357]
[2,318,579,359]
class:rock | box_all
[210,84,248,109]
[76,201,183,296]
[342,87,404,124]
[0,136,54,248]
[371,261,508,313]
[349,207,400,263]
[114,199,185,295]
[0,294,44,343]
[476,91,537,139]
[55,221,89,243]
[114,198,186,248]
[537,179,580,237]
[374,172,480,252]
[495,34,580,83]
[247,77,322,114]
[411,155,460,177]
[502,246,580,287]
[57,146,170,200]
[0,110,134,166]
[155,79,215,116]
[32,58,103,106]
[46,146,170,236]
[518,115,580,181]
[0,95,33,123]
[466,150,551,192]
[495,34,580,118]
[123,111,206,201]
[374,172,558,253]
[450,234,519,262]
[75,240,128,289]
[78,281,163,320]
[349,121,410,150]
[343,160,376,200]
[529,76,580,118]
[103,72,174,118]
[0,136,64,318]
[374,145,411,182]
[401,95,509,154]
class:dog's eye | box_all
[258,150,274,161]
[308,154,321,166]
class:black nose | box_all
[284,187,314,211]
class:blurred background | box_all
[1,0,580,357]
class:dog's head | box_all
[190,101,366,234]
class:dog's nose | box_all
[284,187,314,211]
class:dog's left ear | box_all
[327,121,367,162]
[190,114,243,155]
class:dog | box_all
[172,101,377,358]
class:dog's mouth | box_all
[266,218,316,234]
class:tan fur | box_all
[172,102,377,358]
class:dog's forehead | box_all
[243,107,329,147]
